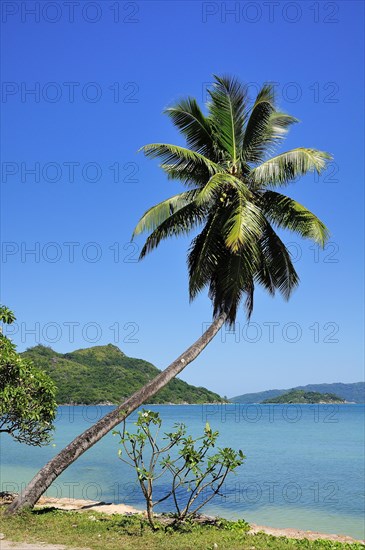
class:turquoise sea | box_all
[1,404,364,539]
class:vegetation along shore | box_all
[1,495,364,549]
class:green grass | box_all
[1,507,363,550]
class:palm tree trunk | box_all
[6,314,226,515]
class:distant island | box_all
[230,382,365,404]
[21,344,225,405]
[262,390,345,404]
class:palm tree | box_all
[7,75,331,514]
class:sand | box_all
[35,496,141,515]
[248,523,364,544]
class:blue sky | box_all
[1,0,364,396]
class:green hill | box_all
[21,344,224,405]
[230,382,365,404]
[262,390,345,404]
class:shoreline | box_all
[57,402,226,406]
[57,402,360,406]
[32,496,364,545]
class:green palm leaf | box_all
[260,190,329,246]
[161,165,213,187]
[196,173,251,206]
[164,98,215,157]
[208,75,248,164]
[266,111,299,143]
[242,84,276,163]
[252,148,332,187]
[223,188,264,252]
[209,245,258,323]
[242,84,298,164]
[132,190,199,238]
[139,201,206,259]
[244,110,299,163]
[140,143,222,176]
[259,223,299,299]
[254,256,275,296]
[188,211,227,300]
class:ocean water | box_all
[1,404,364,539]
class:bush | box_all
[115,409,245,529]
[0,306,57,446]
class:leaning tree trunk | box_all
[6,314,226,515]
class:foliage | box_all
[21,344,224,405]
[115,409,245,529]
[231,383,365,404]
[262,390,345,404]
[0,306,57,446]
[1,507,363,550]
[134,75,332,325]
[0,306,16,325]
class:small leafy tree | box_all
[0,306,57,446]
[115,409,245,529]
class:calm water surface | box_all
[1,404,364,539]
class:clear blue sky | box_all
[1,1,364,396]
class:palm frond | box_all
[196,173,251,206]
[164,98,215,157]
[132,190,199,238]
[139,201,206,258]
[251,148,332,187]
[260,190,329,246]
[223,189,264,252]
[245,111,299,164]
[258,222,299,299]
[244,282,255,319]
[207,75,248,163]
[161,164,212,187]
[140,144,223,185]
[242,84,276,163]
[208,245,258,324]
[266,111,299,142]
[188,211,227,300]
[254,256,275,296]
